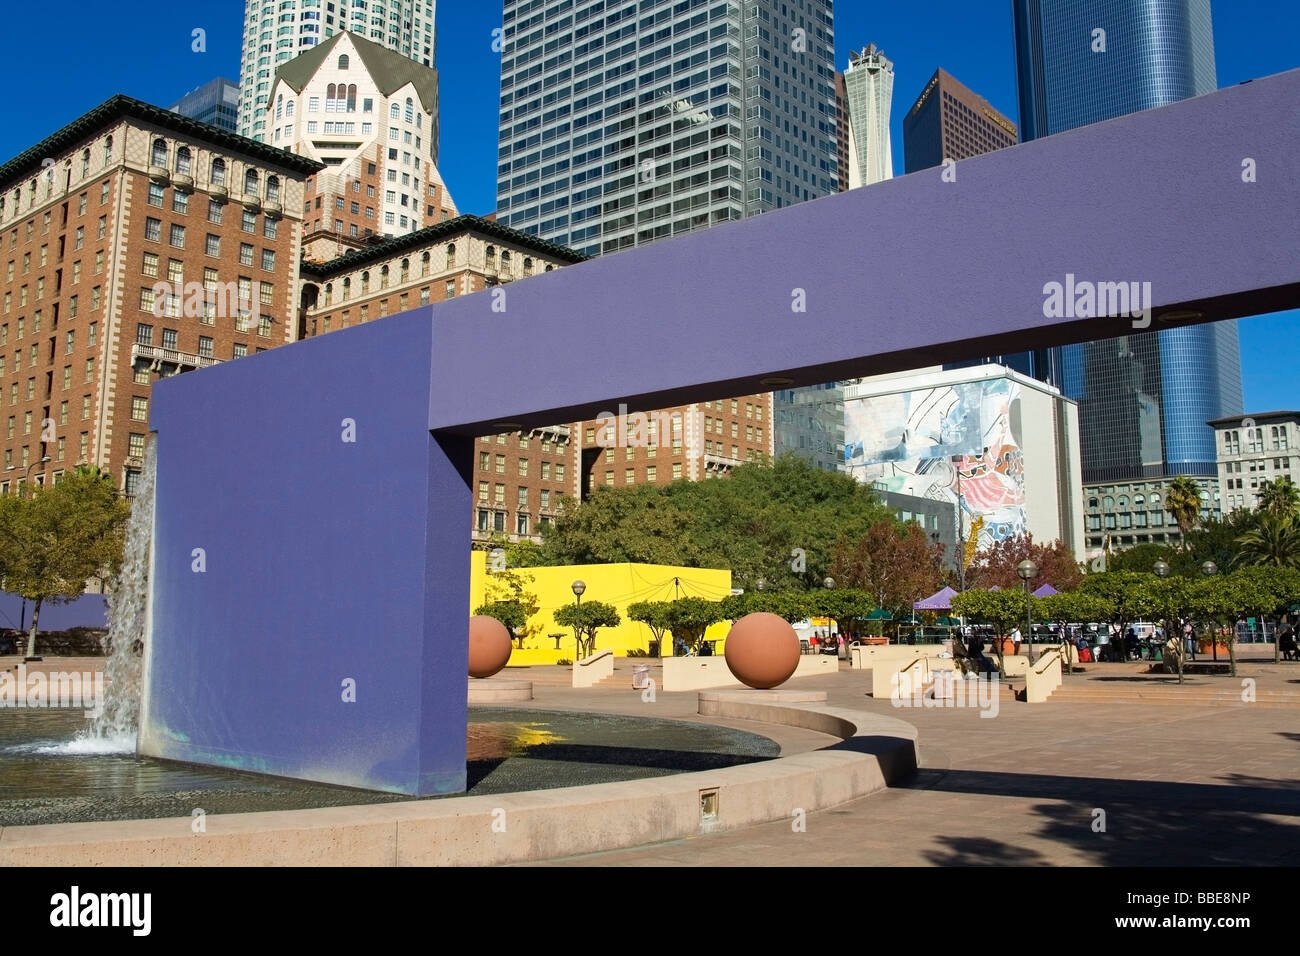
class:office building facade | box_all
[1209,412,1299,515]
[840,43,893,188]
[237,0,437,142]
[1013,0,1242,484]
[902,68,1016,174]
[169,78,241,133]
[267,32,454,243]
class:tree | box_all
[1183,509,1258,575]
[829,519,945,619]
[627,600,673,655]
[1037,591,1114,673]
[966,533,1083,592]
[1256,475,1300,519]
[1164,476,1204,547]
[553,600,620,657]
[0,467,130,659]
[1104,542,1177,575]
[807,588,877,643]
[534,454,893,589]
[1078,571,1162,643]
[718,590,810,624]
[1187,576,1241,676]
[661,597,725,654]
[1220,566,1300,665]
[474,562,541,647]
[1234,513,1300,569]
[950,588,1027,675]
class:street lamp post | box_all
[822,576,840,657]
[570,579,586,659]
[1017,559,1038,664]
[1201,560,1219,662]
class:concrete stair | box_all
[1044,679,1300,708]
[595,662,662,688]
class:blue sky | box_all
[2,1,1296,410]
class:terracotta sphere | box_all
[724,612,800,689]
[468,615,513,678]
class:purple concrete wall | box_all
[143,311,469,795]
[428,68,1300,435]
[142,70,1298,794]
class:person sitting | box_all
[1280,627,1298,662]
[1124,629,1141,661]
[966,632,995,677]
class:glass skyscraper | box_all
[1013,0,1242,482]
[497,0,843,470]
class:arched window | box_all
[379,265,389,288]
[404,97,414,123]
[337,54,349,70]
[341,277,351,301]
[446,243,455,263]
[420,251,430,276]
[80,149,90,177]
[275,94,283,119]
[485,245,495,259]
[545,264,553,272]
[1103,496,1114,510]
[1118,495,1128,509]
[523,257,533,272]
[266,176,280,202]
[390,102,400,119]
[286,100,294,117]
[175,147,192,176]
[244,169,259,197]
[324,282,333,304]
[211,158,227,187]
[103,136,113,165]
[347,84,357,111]
[415,113,422,129]
[1087,497,1099,510]
[500,249,511,263]
[327,83,336,101]
[360,271,369,293]
[1150,494,1161,508]
[400,258,409,281]
[151,138,168,167]
[1133,494,1145,508]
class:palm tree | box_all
[1256,476,1300,519]
[1234,513,1300,569]
[1164,476,1203,548]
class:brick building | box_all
[0,95,320,494]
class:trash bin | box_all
[632,664,650,689]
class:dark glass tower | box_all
[1012,0,1242,481]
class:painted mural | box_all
[844,378,1026,551]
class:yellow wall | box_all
[470,554,733,665]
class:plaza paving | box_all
[510,657,1300,866]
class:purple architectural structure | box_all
[141,69,1300,794]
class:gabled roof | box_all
[0,94,322,192]
[273,32,439,114]
[300,215,587,278]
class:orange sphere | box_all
[468,615,513,678]
[724,612,800,689]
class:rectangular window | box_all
[171,191,188,214]
[242,210,256,233]
[261,249,275,271]
[208,199,223,223]
[198,336,213,358]
[168,224,185,247]
[206,233,221,257]
[142,251,159,277]
[144,217,161,242]
[80,395,90,419]
[130,395,148,421]
[263,218,277,239]
[161,328,178,350]
[84,358,93,382]
[239,242,254,266]
[147,183,164,207]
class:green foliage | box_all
[807,588,876,640]
[533,454,894,588]
[1164,475,1204,544]
[1037,590,1113,626]
[829,519,945,618]
[662,597,725,651]
[0,467,131,658]
[949,589,1027,638]
[553,599,621,655]
[474,560,542,642]
[1234,513,1300,569]
[1256,475,1300,519]
[1103,542,1178,575]
[626,600,673,644]
[625,648,650,658]
[719,590,811,623]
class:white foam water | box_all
[86,443,155,743]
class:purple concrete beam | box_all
[428,67,1300,435]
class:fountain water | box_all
[86,443,155,747]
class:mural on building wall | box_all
[843,378,1026,551]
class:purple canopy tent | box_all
[1032,583,1059,597]
[914,586,958,611]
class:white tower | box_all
[843,44,895,188]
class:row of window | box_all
[1223,426,1290,455]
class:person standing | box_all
[1010,626,1022,656]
